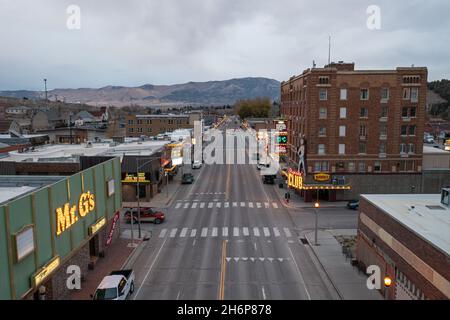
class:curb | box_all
[121,239,148,270]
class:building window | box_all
[339,125,346,137]
[359,142,366,154]
[147,128,152,133]
[319,127,327,137]
[314,162,321,172]
[402,107,409,118]
[137,119,142,125]
[381,106,388,118]
[340,89,347,100]
[401,125,408,136]
[360,107,368,118]
[403,88,411,100]
[359,124,367,137]
[129,128,134,133]
[381,88,389,101]
[319,107,327,119]
[410,106,417,118]
[168,120,174,124]
[379,142,386,154]
[408,143,415,154]
[409,125,416,136]
[374,161,382,172]
[314,162,329,172]
[380,123,387,137]
[411,88,419,102]
[400,143,407,154]
[128,120,134,125]
[137,127,143,133]
[318,144,326,155]
[348,162,355,172]
[319,89,328,101]
[322,162,329,172]
[358,162,366,172]
[147,120,152,125]
[360,89,369,100]
[339,144,346,155]
[340,107,347,119]
[319,76,330,84]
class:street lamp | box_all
[314,200,320,246]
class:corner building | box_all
[280,62,428,201]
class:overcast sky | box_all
[0,0,449,90]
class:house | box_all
[5,105,31,117]
[31,109,64,131]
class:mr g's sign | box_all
[56,191,95,236]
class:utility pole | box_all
[314,189,320,246]
[43,79,48,101]
[136,158,142,239]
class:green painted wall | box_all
[0,158,122,300]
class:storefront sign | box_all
[287,169,303,190]
[314,173,330,182]
[14,225,35,262]
[122,172,150,183]
[106,211,120,246]
[56,191,95,236]
[32,256,60,287]
[89,217,106,236]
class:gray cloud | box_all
[0,0,449,90]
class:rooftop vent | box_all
[441,188,450,207]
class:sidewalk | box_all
[273,180,348,209]
[69,237,143,300]
[123,172,182,209]
[304,230,382,300]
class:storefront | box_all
[0,158,122,300]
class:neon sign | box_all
[56,191,95,236]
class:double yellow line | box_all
[218,239,227,300]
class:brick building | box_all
[356,191,450,300]
[280,62,428,201]
[125,113,200,137]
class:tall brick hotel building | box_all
[280,62,428,201]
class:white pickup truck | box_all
[92,269,135,300]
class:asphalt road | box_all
[130,117,354,300]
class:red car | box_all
[124,207,165,224]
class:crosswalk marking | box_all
[283,228,292,238]
[240,202,246,207]
[222,227,228,237]
[201,228,208,237]
[224,202,229,208]
[183,203,190,209]
[200,202,205,208]
[265,202,270,208]
[253,227,260,237]
[208,202,214,208]
[191,202,198,209]
[249,202,253,208]
[233,202,238,207]
[263,227,270,237]
[233,227,239,237]
[170,228,178,238]
[243,227,249,236]
[175,203,182,209]
[273,227,280,237]
[175,201,281,210]
[212,227,218,237]
[159,229,167,238]
[257,202,262,208]
[180,228,188,238]
[190,229,197,237]
[272,202,278,209]
[216,202,222,208]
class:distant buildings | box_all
[280,62,430,201]
[125,113,200,137]
[356,190,450,300]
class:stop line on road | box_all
[158,226,294,239]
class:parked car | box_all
[182,173,194,184]
[92,269,135,300]
[347,200,359,210]
[192,160,202,169]
[124,207,165,224]
[424,135,435,144]
[262,175,276,184]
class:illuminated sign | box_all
[56,191,95,236]
[89,217,106,236]
[32,256,60,287]
[121,173,150,183]
[314,173,330,182]
[277,135,288,144]
[287,169,303,190]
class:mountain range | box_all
[0,77,280,107]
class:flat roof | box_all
[362,194,450,256]
[2,140,169,162]
[423,145,450,154]
[135,114,190,118]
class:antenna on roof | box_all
[312,60,316,68]
[328,35,331,66]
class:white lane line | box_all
[273,227,280,237]
[190,229,197,237]
[208,202,214,208]
[243,227,249,236]
[264,202,270,208]
[263,227,270,237]
[284,228,292,238]
[224,202,229,208]
[200,202,205,208]
[169,228,178,238]
[232,202,238,207]
[272,202,278,209]
[262,286,267,300]
[288,246,312,300]
[191,202,198,209]
[240,202,246,207]
[222,227,228,237]
[201,228,208,237]
[134,236,168,299]
[249,202,254,208]
[216,202,222,208]
[212,227,218,237]
[175,203,182,209]
[233,227,239,237]
[256,202,262,208]
[179,228,188,238]
[253,227,260,237]
[184,203,190,209]
[159,229,167,238]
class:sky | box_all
[0,0,449,90]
